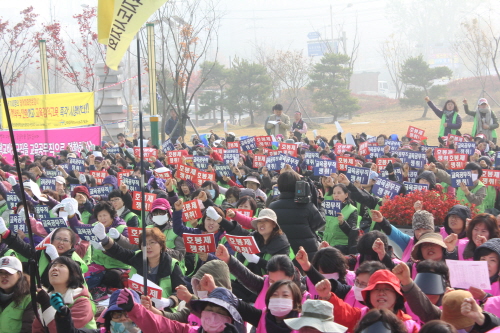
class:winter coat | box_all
[219,218,291,276]
[268,192,325,259]
[32,287,96,333]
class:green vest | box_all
[128,256,179,298]
[323,204,357,246]
[81,211,92,224]
[124,211,141,227]
[0,293,31,332]
[217,181,230,189]
[484,185,497,211]
[38,250,89,276]
[69,295,97,329]
[237,246,295,278]
[456,181,485,213]
[92,224,130,269]
[215,194,226,206]
[472,114,498,139]
[0,202,8,217]
[439,112,458,137]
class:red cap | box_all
[361,270,403,305]
[150,198,171,212]
[72,186,90,199]
[409,140,420,145]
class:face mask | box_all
[207,189,216,199]
[197,290,208,299]
[18,208,25,217]
[152,214,169,226]
[353,285,364,302]
[472,174,478,182]
[59,211,68,222]
[201,310,232,333]
[111,321,141,333]
[268,297,294,317]
[479,107,489,113]
[322,272,340,280]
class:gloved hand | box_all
[6,176,17,186]
[36,289,51,312]
[92,222,107,241]
[108,228,121,240]
[50,293,65,313]
[116,288,135,312]
[154,297,174,309]
[385,161,394,174]
[79,174,87,184]
[242,252,260,264]
[206,206,221,221]
[0,217,7,235]
[45,244,59,260]
[90,240,104,251]
[64,201,75,217]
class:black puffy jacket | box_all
[268,192,325,259]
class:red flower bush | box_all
[380,190,478,226]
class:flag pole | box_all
[0,69,45,329]
[137,36,148,295]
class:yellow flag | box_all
[102,0,169,70]
[97,0,115,44]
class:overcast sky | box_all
[2,0,498,81]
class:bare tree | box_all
[144,0,222,139]
[0,7,38,96]
[453,17,494,92]
[378,34,412,99]
[38,6,106,93]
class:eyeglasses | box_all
[54,237,70,244]
[146,241,159,247]
[354,280,367,289]
[110,198,122,202]
[111,311,128,319]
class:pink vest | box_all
[256,309,299,333]
[345,271,356,286]
[457,238,472,261]
[255,276,311,309]
[187,313,201,327]
[404,302,422,326]
[401,237,415,263]
[484,295,500,318]
[439,226,448,238]
[485,281,500,297]
[343,288,364,309]
[411,263,418,280]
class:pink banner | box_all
[0,126,101,162]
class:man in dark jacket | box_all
[268,171,325,259]
[165,109,180,142]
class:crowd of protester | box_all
[1,99,500,332]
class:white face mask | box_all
[352,285,364,302]
[268,298,293,317]
[59,211,68,222]
[472,174,478,182]
[322,272,340,280]
[152,214,169,225]
[197,290,208,299]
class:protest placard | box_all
[183,233,216,253]
[225,235,260,254]
[182,200,203,222]
[132,192,157,211]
